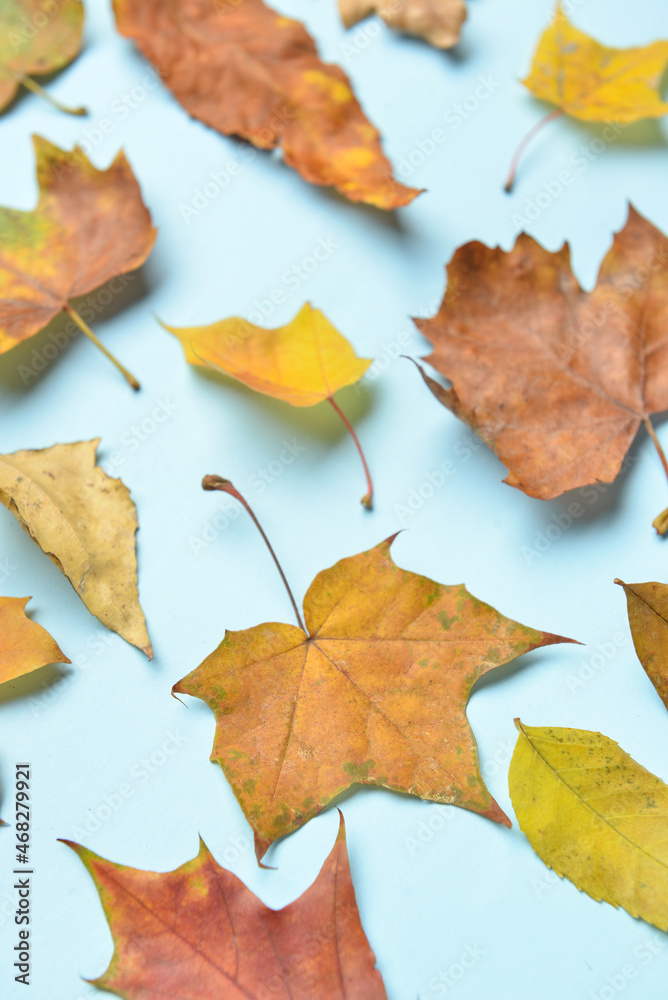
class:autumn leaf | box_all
[165,303,376,506]
[63,813,388,999]
[0,440,152,658]
[506,4,668,189]
[112,0,419,210]
[413,205,668,524]
[0,596,70,686]
[509,720,668,931]
[340,0,467,50]
[175,490,572,856]
[0,134,156,390]
[0,0,86,116]
[616,580,668,711]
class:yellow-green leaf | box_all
[0,0,84,112]
[510,720,668,930]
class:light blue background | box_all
[1,0,668,997]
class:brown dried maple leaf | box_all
[64,814,388,999]
[113,0,419,210]
[414,206,668,512]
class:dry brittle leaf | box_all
[174,535,572,857]
[414,206,668,516]
[616,579,668,711]
[510,721,668,931]
[0,0,85,115]
[0,440,152,658]
[113,0,419,210]
[0,135,156,389]
[0,595,70,685]
[64,814,387,999]
[166,303,375,505]
[340,0,467,50]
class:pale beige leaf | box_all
[0,440,151,657]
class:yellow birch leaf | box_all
[509,720,668,930]
[0,440,152,658]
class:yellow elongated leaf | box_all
[0,440,152,657]
[523,4,668,123]
[509,721,668,930]
[0,596,70,684]
[165,303,372,407]
[616,580,668,711]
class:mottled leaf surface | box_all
[0,134,155,356]
[175,538,571,855]
[510,721,668,930]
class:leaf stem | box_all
[327,395,373,509]
[21,76,87,116]
[504,108,564,193]
[202,475,306,631]
[65,305,140,391]
[643,416,668,534]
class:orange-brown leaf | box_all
[0,596,70,685]
[113,0,419,210]
[415,205,668,500]
[0,135,156,355]
[174,537,573,856]
[616,579,668,712]
[64,814,387,999]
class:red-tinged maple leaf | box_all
[63,814,387,999]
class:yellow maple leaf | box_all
[505,5,668,190]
